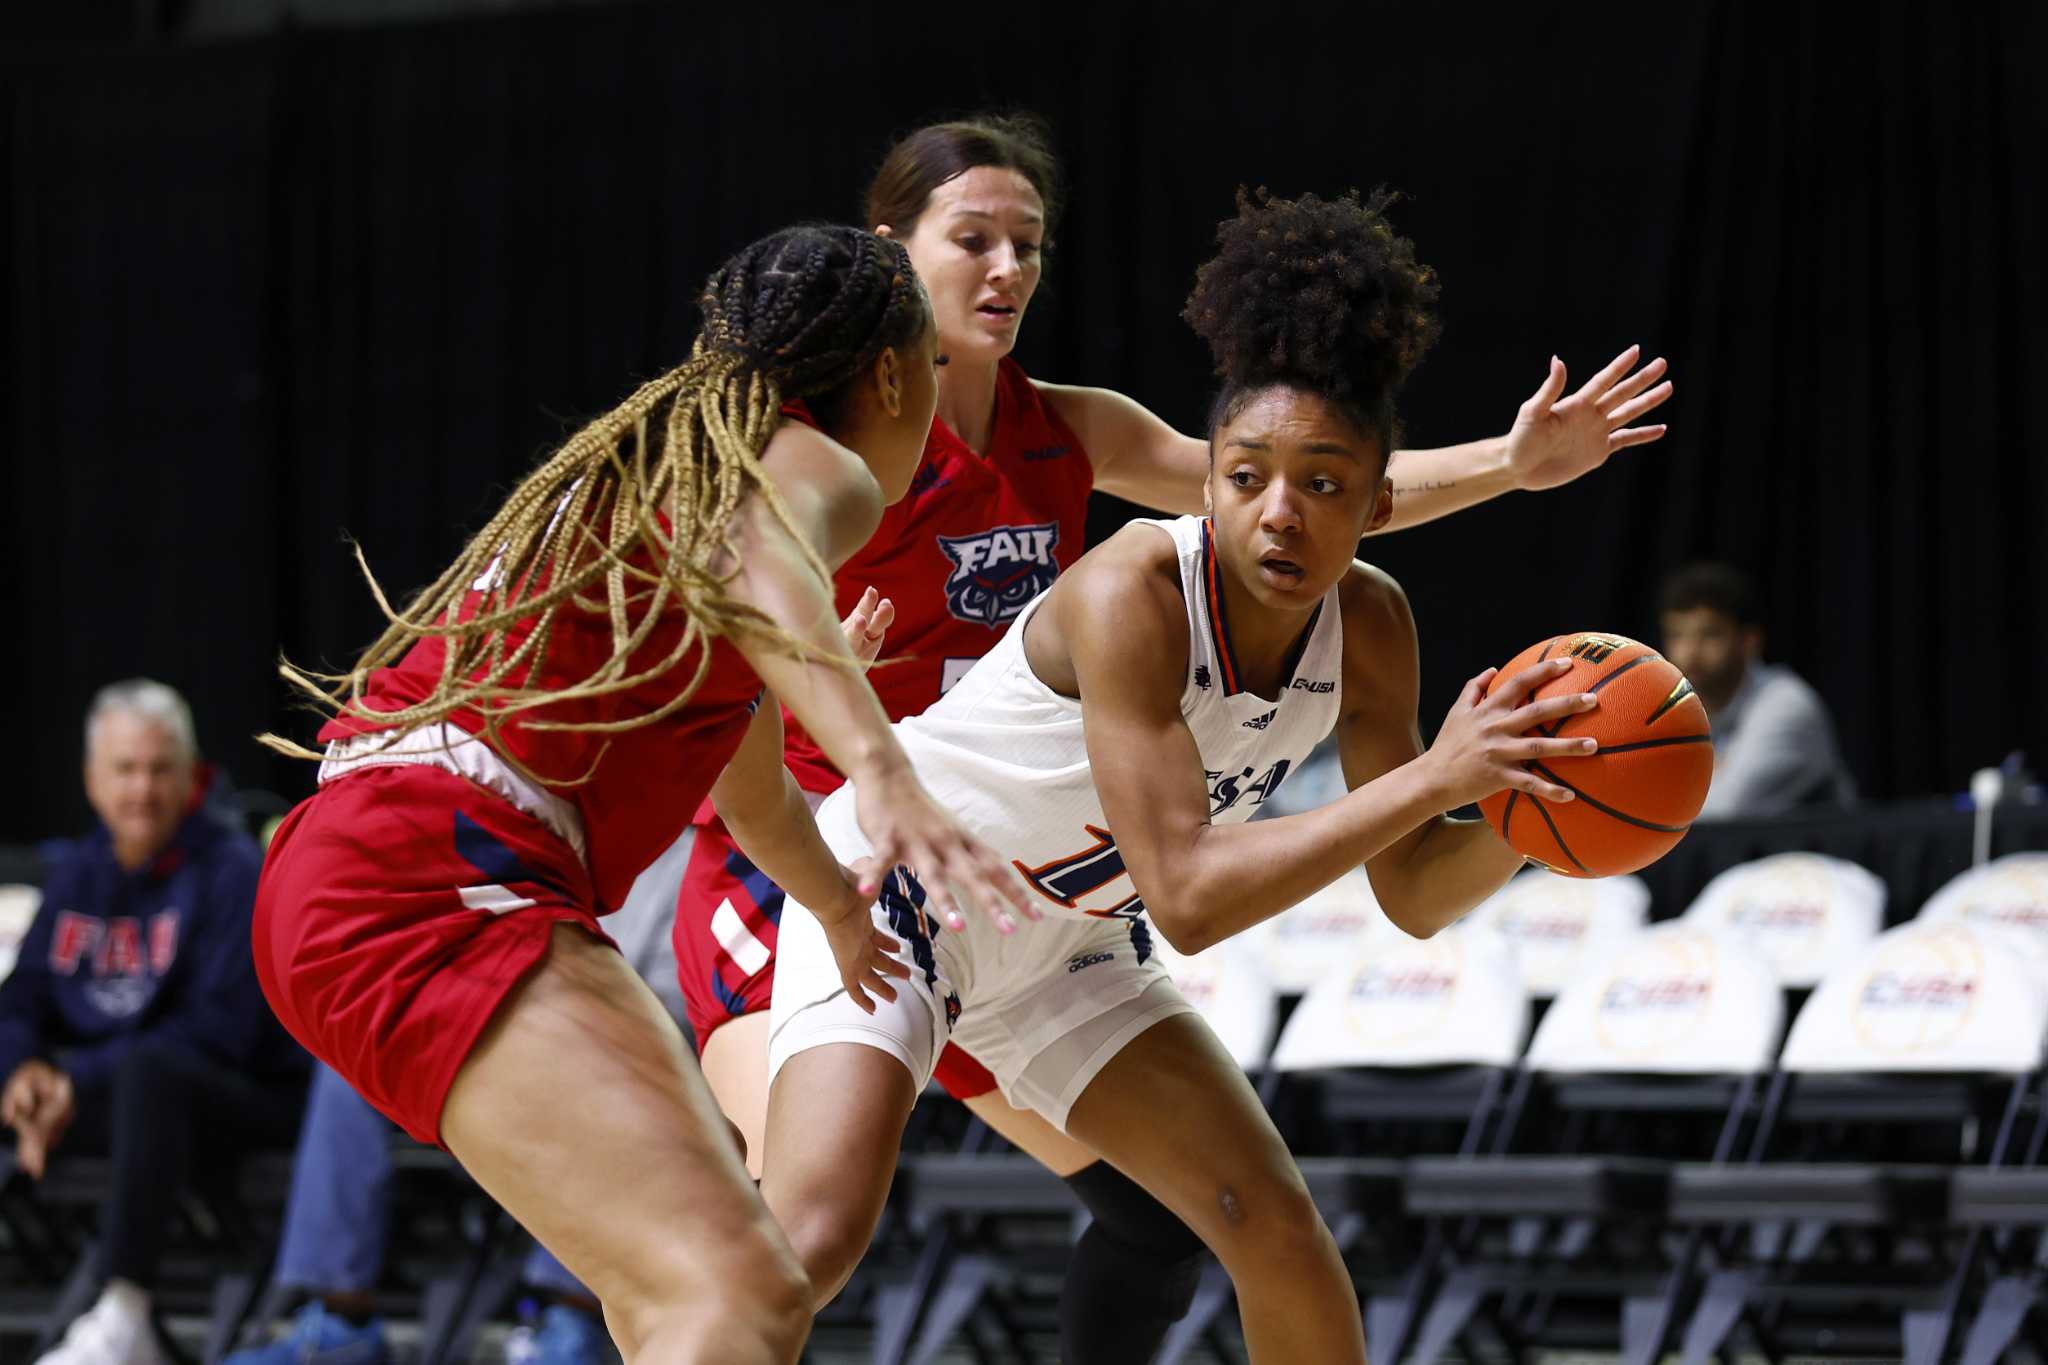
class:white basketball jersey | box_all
[880,515,1344,923]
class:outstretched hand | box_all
[853,770,1040,939]
[1504,345,1672,491]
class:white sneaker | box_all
[36,1283,166,1365]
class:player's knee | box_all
[627,1294,808,1365]
[774,1197,875,1307]
[616,1243,810,1364]
[1201,1173,1335,1275]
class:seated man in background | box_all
[223,827,696,1365]
[1659,563,1857,819]
[0,679,308,1365]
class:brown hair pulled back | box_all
[864,113,1064,245]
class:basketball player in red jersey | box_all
[675,117,1674,1361]
[250,225,1032,1365]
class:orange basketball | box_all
[1476,631,1713,877]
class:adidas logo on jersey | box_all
[937,522,1061,627]
[1021,443,1071,462]
[1194,664,1212,690]
[1067,951,1115,974]
[1242,708,1278,730]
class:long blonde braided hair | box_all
[261,226,928,784]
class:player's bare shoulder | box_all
[755,418,884,564]
[1026,521,1187,699]
[1337,558,1423,709]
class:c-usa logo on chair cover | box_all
[937,522,1061,626]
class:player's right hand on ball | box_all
[1425,657,1601,808]
[853,768,1039,937]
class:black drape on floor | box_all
[5,2,2043,840]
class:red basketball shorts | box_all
[253,764,616,1145]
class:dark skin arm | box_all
[1334,564,1579,936]
[1025,526,1596,955]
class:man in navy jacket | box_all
[1,680,307,1365]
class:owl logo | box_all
[937,523,1061,627]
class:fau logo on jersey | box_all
[937,522,1060,627]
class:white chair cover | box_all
[1780,920,2048,1074]
[1270,923,1528,1071]
[1464,867,1650,997]
[1527,922,1783,1074]
[1681,852,1885,988]
[1152,937,1277,1070]
[1916,853,2048,989]
[1248,865,1397,993]
[0,883,41,985]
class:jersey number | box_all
[1013,826,1145,920]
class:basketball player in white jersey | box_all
[724,189,1603,1360]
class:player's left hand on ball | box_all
[840,586,896,670]
[818,860,912,1014]
[1504,344,1673,491]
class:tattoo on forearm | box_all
[1395,479,1459,496]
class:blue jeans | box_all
[272,1064,583,1297]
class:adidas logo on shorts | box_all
[1067,951,1115,974]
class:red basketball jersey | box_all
[780,358,1094,793]
[320,410,836,912]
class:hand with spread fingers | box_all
[1504,344,1673,491]
[812,860,915,1015]
[853,767,1040,939]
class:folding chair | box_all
[1245,866,1395,995]
[1152,936,1279,1073]
[1947,1105,2048,1365]
[1916,851,2048,985]
[1680,851,1885,991]
[1461,866,1647,1002]
[1670,918,2048,1365]
[1398,922,1784,1364]
[1258,922,1531,1362]
[0,882,42,983]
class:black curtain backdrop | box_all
[5,2,2044,842]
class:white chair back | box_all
[1681,852,1884,988]
[1916,853,2048,989]
[1780,920,2048,1074]
[1271,924,1528,1071]
[1527,922,1783,1074]
[0,884,41,985]
[1249,865,1397,993]
[1465,867,1649,997]
[1153,937,1278,1070]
